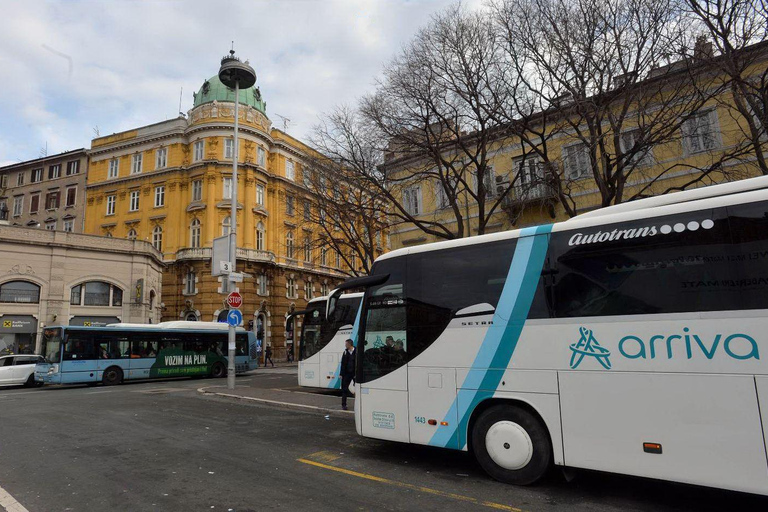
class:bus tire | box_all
[471,404,551,486]
[211,362,226,378]
[102,366,123,386]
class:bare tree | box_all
[684,0,768,175]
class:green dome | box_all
[193,74,267,115]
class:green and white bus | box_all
[35,321,257,386]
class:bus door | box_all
[358,259,410,443]
[60,331,99,384]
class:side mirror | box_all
[326,288,342,320]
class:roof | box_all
[193,74,267,116]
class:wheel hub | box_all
[485,420,533,470]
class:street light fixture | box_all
[218,49,256,391]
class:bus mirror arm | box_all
[326,273,390,318]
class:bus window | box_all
[63,333,96,360]
[727,200,768,310]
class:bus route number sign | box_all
[226,292,242,309]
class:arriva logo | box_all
[569,327,612,369]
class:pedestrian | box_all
[287,343,294,363]
[340,338,356,411]
[265,345,274,367]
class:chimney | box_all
[694,36,714,60]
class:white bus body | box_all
[349,175,768,495]
[298,293,363,389]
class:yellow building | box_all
[84,67,350,359]
[385,42,767,250]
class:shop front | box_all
[0,315,38,355]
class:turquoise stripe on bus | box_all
[427,224,552,450]
[329,305,363,389]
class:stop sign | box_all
[226,291,243,309]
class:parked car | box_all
[0,355,45,387]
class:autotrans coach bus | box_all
[328,175,768,495]
[295,293,362,389]
[35,321,257,386]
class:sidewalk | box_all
[197,383,354,416]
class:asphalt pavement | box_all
[1,368,767,511]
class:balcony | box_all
[514,182,554,201]
[175,247,276,263]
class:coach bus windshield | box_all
[300,302,326,360]
[41,327,63,363]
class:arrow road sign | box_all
[227,309,243,327]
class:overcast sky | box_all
[0,0,482,166]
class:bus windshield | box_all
[300,301,326,360]
[41,328,63,363]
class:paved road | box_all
[1,371,767,511]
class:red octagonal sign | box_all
[226,292,243,309]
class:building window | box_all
[224,138,234,159]
[0,175,6,189]
[514,155,543,188]
[63,219,74,232]
[563,143,590,179]
[108,158,119,179]
[620,129,652,167]
[192,179,203,201]
[31,168,42,183]
[258,274,268,296]
[286,231,294,259]
[336,250,341,268]
[286,195,294,216]
[70,281,123,307]
[256,184,264,206]
[303,200,311,221]
[29,193,40,214]
[304,238,311,262]
[0,281,40,304]
[684,109,720,153]
[185,269,196,295]
[257,146,266,167]
[66,161,80,175]
[285,160,295,181]
[286,276,297,298]
[129,190,140,212]
[302,169,311,188]
[16,172,24,186]
[306,280,314,300]
[222,217,232,237]
[152,225,163,251]
[154,185,165,207]
[190,219,201,248]
[349,252,356,271]
[321,247,327,266]
[194,140,204,162]
[65,187,77,207]
[45,191,60,210]
[223,177,232,200]
[12,196,22,217]
[131,153,143,174]
[256,221,265,251]
[127,228,137,240]
[106,195,116,216]
[48,164,61,180]
[473,167,496,198]
[45,220,56,231]
[155,148,168,169]
[403,186,421,215]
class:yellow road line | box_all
[297,458,523,512]
[305,450,343,463]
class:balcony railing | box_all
[509,182,555,203]
[175,247,276,263]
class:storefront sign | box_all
[0,315,37,333]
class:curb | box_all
[197,386,354,417]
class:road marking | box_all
[198,388,353,415]
[0,482,30,512]
[296,458,523,511]
[305,450,343,463]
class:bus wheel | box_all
[211,363,226,378]
[102,367,123,386]
[471,405,551,486]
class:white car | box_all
[0,355,45,387]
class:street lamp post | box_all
[218,49,256,390]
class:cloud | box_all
[0,0,472,163]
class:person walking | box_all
[340,338,356,411]
[265,345,274,367]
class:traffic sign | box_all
[226,291,243,309]
[220,261,233,274]
[227,309,243,327]
[228,272,243,283]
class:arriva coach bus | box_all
[327,175,768,495]
[295,293,363,389]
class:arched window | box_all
[127,229,137,240]
[70,281,123,307]
[222,217,231,237]
[256,222,265,251]
[185,312,198,321]
[286,231,294,259]
[190,219,201,248]
[152,226,163,251]
[0,281,40,304]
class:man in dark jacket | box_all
[340,339,356,410]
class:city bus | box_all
[35,321,258,386]
[328,175,768,495]
[295,293,363,389]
